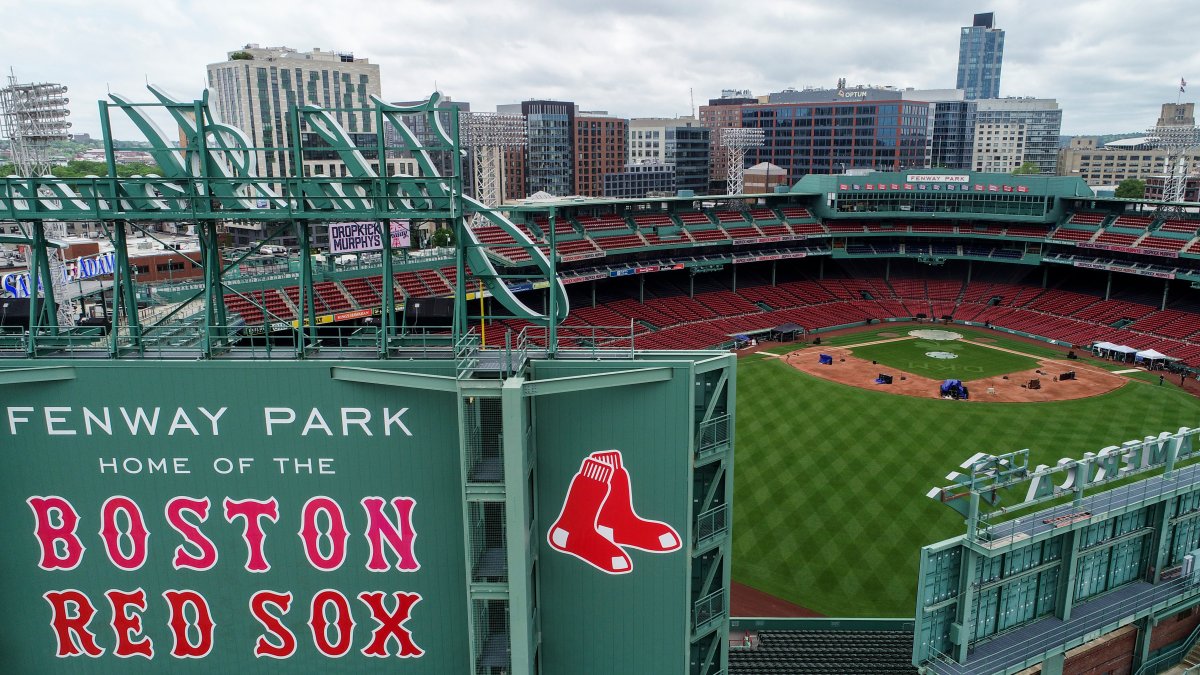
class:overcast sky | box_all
[4,0,1199,138]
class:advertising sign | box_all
[906,174,969,183]
[328,221,411,255]
[0,362,468,672]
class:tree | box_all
[1114,178,1146,199]
[1012,161,1040,175]
[430,227,455,248]
[229,51,253,60]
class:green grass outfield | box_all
[733,345,1200,617]
[850,338,1039,382]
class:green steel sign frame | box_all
[0,86,568,351]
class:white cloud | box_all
[2,0,1198,137]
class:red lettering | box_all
[43,590,104,657]
[223,497,278,572]
[308,589,355,657]
[165,497,217,571]
[358,591,424,658]
[28,496,85,570]
[99,496,150,571]
[250,591,296,659]
[361,497,419,572]
[299,496,349,571]
[163,590,215,658]
[105,588,153,658]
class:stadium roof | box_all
[791,170,1094,198]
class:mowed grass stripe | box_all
[733,355,1200,617]
[850,338,1039,382]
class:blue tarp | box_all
[940,379,969,399]
[818,354,833,365]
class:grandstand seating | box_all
[545,238,602,258]
[1138,235,1190,252]
[471,224,532,262]
[685,228,732,243]
[340,276,381,307]
[1091,230,1140,247]
[909,222,956,234]
[725,225,763,239]
[728,627,919,675]
[749,208,780,223]
[1004,225,1049,239]
[780,207,813,222]
[1112,215,1153,229]
[714,210,749,224]
[1067,212,1108,226]
[1159,219,1200,235]
[631,213,674,229]
[676,211,713,226]
[591,233,647,252]
[758,224,792,237]
[576,214,629,231]
[313,281,352,312]
[1049,227,1097,243]
[788,222,827,235]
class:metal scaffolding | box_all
[1,70,75,326]
[720,127,763,196]
[1146,121,1199,210]
[462,112,526,224]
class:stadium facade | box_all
[5,86,1200,674]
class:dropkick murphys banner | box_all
[329,221,411,254]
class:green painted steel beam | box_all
[329,366,458,392]
[522,367,672,397]
[0,366,76,385]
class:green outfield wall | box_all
[0,351,734,674]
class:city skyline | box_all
[2,0,1199,139]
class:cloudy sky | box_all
[4,0,1199,138]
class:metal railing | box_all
[923,576,1200,675]
[695,505,729,549]
[694,590,726,633]
[697,414,731,460]
[1134,616,1200,675]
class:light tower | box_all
[0,70,75,326]
[721,127,763,196]
[462,112,526,222]
[0,71,71,177]
[1146,115,1199,211]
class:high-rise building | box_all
[903,89,977,170]
[499,100,574,197]
[206,45,396,180]
[603,163,676,199]
[971,98,1062,174]
[956,13,1005,100]
[628,117,711,195]
[699,90,757,191]
[573,112,627,197]
[741,87,931,178]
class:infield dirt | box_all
[778,341,1124,403]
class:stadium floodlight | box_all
[720,127,764,196]
[462,112,526,223]
[1,70,76,326]
[1145,122,1200,208]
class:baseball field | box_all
[732,325,1200,617]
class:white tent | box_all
[1136,348,1176,362]
[1093,342,1138,361]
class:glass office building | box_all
[956,12,1005,100]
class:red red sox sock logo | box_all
[547,450,680,574]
